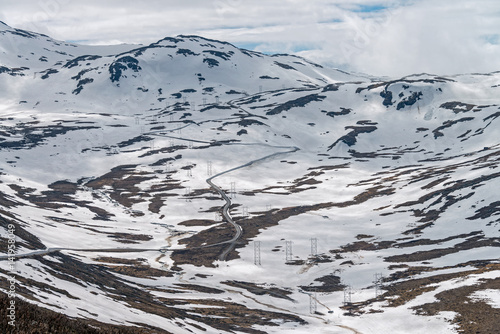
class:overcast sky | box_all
[1,0,499,77]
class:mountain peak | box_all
[176,34,233,46]
[0,24,372,102]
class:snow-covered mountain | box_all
[0,20,368,114]
[0,22,499,334]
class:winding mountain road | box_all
[205,144,299,261]
[0,102,366,334]
[1,133,299,261]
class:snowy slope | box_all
[0,22,499,334]
[0,21,370,116]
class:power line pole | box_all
[215,96,220,104]
[207,161,213,176]
[285,241,293,263]
[310,290,317,314]
[374,273,383,298]
[185,187,192,202]
[185,162,194,177]
[169,114,174,122]
[202,98,207,106]
[254,241,261,266]
[344,285,353,313]
[266,204,272,211]
[310,238,318,256]
[135,116,140,124]
[242,206,248,217]
[230,182,236,198]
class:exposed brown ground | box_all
[299,274,344,293]
[342,262,500,334]
[222,281,294,301]
[0,291,170,334]
[1,252,306,334]
[413,277,500,334]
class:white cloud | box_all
[0,0,499,77]
[335,0,500,76]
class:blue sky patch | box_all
[482,34,500,45]
[235,42,263,51]
[352,4,389,12]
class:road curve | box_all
[1,146,298,261]
[206,145,299,261]
[206,176,242,261]
[1,103,299,262]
